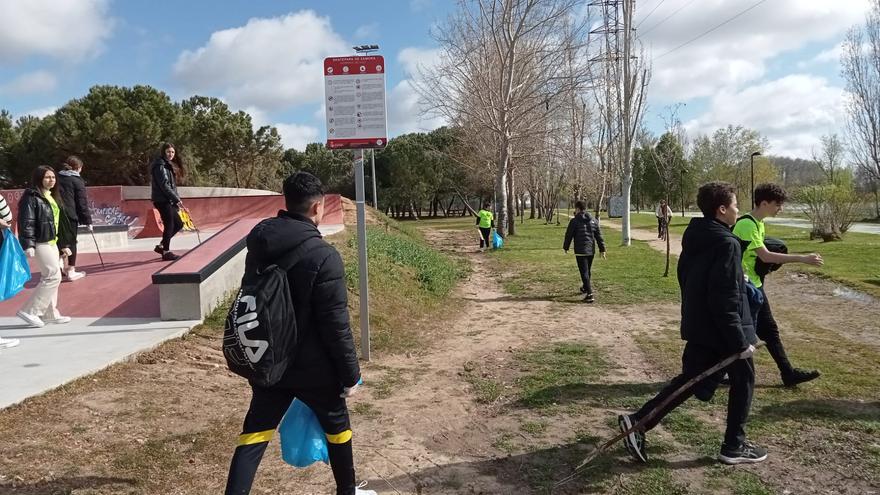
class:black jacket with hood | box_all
[677,217,757,354]
[17,188,75,250]
[244,210,360,390]
[563,211,606,256]
[58,170,93,225]
[150,157,181,204]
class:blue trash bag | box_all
[0,229,31,301]
[492,231,504,249]
[279,399,329,467]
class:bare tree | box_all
[812,133,845,184]
[649,107,686,277]
[842,0,880,184]
[590,0,651,245]
[415,0,592,237]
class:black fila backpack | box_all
[222,248,304,387]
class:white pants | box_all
[19,242,62,320]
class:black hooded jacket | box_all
[244,210,360,390]
[17,188,75,250]
[563,211,606,256]
[150,157,181,204]
[677,217,757,354]
[58,170,93,225]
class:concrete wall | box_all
[157,248,246,321]
[122,186,277,200]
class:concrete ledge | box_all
[78,224,129,250]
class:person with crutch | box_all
[618,181,767,465]
[150,142,185,261]
[57,156,93,280]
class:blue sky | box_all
[0,0,872,158]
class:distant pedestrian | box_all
[656,199,672,239]
[150,142,185,261]
[618,181,765,466]
[16,166,75,328]
[0,192,21,348]
[563,200,606,303]
[57,155,93,280]
[476,201,494,252]
[733,183,823,387]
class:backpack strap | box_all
[736,214,758,226]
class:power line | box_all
[641,0,698,36]
[635,0,666,29]
[654,0,770,60]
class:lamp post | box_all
[750,151,761,208]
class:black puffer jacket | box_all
[563,211,606,255]
[244,211,360,390]
[150,157,180,204]
[17,188,75,250]
[677,217,757,354]
[58,170,93,225]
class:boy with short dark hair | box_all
[618,181,766,465]
[733,183,823,387]
[563,200,606,303]
[224,172,374,495]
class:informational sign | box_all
[324,55,387,150]
[608,196,627,218]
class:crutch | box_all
[89,229,105,268]
[554,342,765,488]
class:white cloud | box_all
[684,74,846,158]
[173,11,349,112]
[354,23,379,40]
[644,0,869,102]
[799,42,845,68]
[387,80,446,136]
[0,0,113,62]
[398,47,442,77]
[274,123,320,151]
[16,106,57,120]
[0,70,57,95]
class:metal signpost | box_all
[324,51,387,361]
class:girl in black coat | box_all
[149,143,185,261]
[57,155,93,280]
[17,166,75,328]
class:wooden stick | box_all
[555,342,764,488]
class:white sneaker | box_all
[46,316,72,324]
[16,310,45,328]
[0,337,20,349]
[66,270,85,281]
[355,481,377,495]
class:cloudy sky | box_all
[0,0,872,158]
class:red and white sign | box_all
[324,55,387,149]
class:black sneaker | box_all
[718,440,767,465]
[618,414,647,463]
[162,251,180,261]
[782,368,821,387]
[579,286,587,294]
[154,245,164,255]
[584,293,595,303]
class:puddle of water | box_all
[832,286,878,305]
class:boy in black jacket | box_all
[618,182,766,466]
[224,172,373,495]
[563,201,606,303]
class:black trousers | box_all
[576,255,594,295]
[153,201,183,251]
[632,342,755,448]
[755,287,793,376]
[225,385,356,495]
[657,217,665,237]
[479,227,491,249]
[65,218,80,266]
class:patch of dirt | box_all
[341,196,382,226]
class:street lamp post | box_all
[750,151,761,208]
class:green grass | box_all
[613,468,690,495]
[336,215,467,353]
[628,212,880,298]
[515,342,610,409]
[489,218,680,304]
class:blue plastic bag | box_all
[492,231,504,249]
[0,229,31,301]
[279,399,329,467]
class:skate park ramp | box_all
[0,186,344,409]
